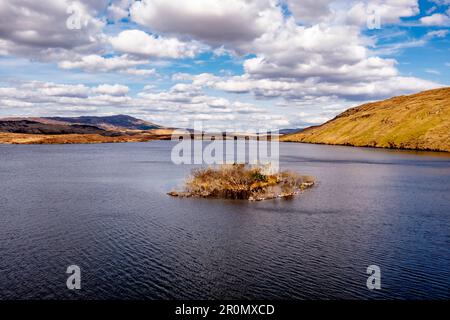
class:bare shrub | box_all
[170,164,315,201]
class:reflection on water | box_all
[0,142,449,299]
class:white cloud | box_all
[129,0,283,47]
[92,84,130,96]
[425,69,441,75]
[107,0,132,21]
[243,23,398,82]
[425,29,450,38]
[171,73,195,82]
[125,1,439,104]
[372,39,427,56]
[0,80,281,130]
[0,81,133,117]
[59,54,148,72]
[29,82,91,98]
[297,113,331,125]
[191,72,440,101]
[58,53,156,77]
[346,0,420,27]
[0,0,105,59]
[285,0,333,25]
[121,68,156,76]
[420,13,450,26]
[109,30,203,59]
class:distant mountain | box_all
[0,115,166,134]
[0,115,174,144]
[279,128,304,135]
[0,120,113,135]
[45,114,163,131]
[282,87,450,152]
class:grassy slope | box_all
[281,87,450,152]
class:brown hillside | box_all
[282,87,450,152]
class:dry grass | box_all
[0,131,173,144]
[281,87,450,152]
[169,164,315,201]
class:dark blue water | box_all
[0,141,449,300]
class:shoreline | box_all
[1,132,449,155]
[281,140,450,154]
[169,181,315,202]
[0,132,172,145]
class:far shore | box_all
[0,131,173,145]
[1,132,449,154]
[281,139,450,154]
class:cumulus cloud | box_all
[22,82,91,98]
[107,0,132,21]
[284,0,333,25]
[346,0,420,27]
[0,81,133,118]
[0,0,105,59]
[0,82,130,105]
[0,81,279,130]
[109,30,204,58]
[242,21,396,81]
[120,68,156,76]
[420,13,450,26]
[58,53,156,76]
[199,16,436,102]
[129,0,283,47]
[185,71,439,105]
[92,84,129,96]
[135,85,277,130]
[125,0,439,104]
[59,54,145,72]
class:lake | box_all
[0,141,449,299]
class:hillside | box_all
[2,115,162,131]
[282,87,450,152]
[0,120,107,135]
[46,114,162,131]
[0,115,172,144]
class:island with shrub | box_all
[168,164,315,201]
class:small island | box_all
[168,164,315,201]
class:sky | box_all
[0,0,449,130]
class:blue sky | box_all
[0,0,448,130]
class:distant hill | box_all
[1,114,163,131]
[46,114,162,131]
[282,87,450,152]
[0,115,172,144]
[0,120,107,135]
[278,128,304,135]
